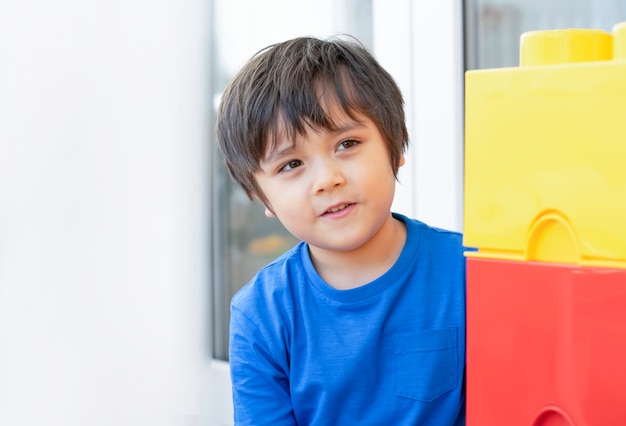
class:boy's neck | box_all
[308,214,407,290]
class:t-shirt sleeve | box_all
[229,304,296,426]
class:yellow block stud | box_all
[614,22,626,60]
[520,28,613,66]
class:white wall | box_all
[0,1,214,425]
[411,1,465,232]
[377,0,465,232]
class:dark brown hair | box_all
[216,36,408,206]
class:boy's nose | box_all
[313,159,346,194]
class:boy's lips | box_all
[321,202,355,216]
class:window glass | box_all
[210,0,373,361]
[465,0,626,69]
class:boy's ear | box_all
[253,193,276,218]
[398,153,406,168]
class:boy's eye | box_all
[279,159,303,172]
[338,139,359,150]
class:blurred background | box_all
[1,0,624,425]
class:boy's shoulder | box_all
[395,213,473,265]
[394,213,464,245]
[231,241,307,310]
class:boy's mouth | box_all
[324,203,353,214]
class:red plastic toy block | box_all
[467,257,626,426]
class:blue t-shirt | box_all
[229,213,467,425]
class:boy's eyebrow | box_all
[262,144,298,166]
[333,119,365,133]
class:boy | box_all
[216,36,467,425]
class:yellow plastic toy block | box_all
[464,22,626,269]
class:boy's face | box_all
[253,104,403,255]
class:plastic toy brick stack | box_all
[464,22,626,426]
